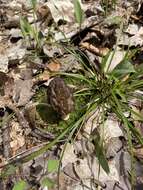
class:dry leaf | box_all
[80,42,109,56]
[74,157,119,182]
[47,60,61,72]
[61,143,78,168]
[13,79,34,106]
[102,116,123,141]
[10,121,25,155]
[133,147,143,159]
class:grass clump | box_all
[58,47,143,182]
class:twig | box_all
[0,142,49,168]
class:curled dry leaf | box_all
[80,42,109,56]
[32,61,57,85]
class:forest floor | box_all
[0,0,143,189]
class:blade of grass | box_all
[58,72,95,85]
[64,46,96,76]
[73,0,84,28]
[111,91,136,187]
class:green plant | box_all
[58,47,143,183]
[20,0,43,51]
[48,159,59,172]
[101,0,117,16]
[73,0,84,28]
[12,180,27,190]
[41,177,55,189]
[10,47,143,189]
[17,0,143,187]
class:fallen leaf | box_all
[47,60,61,72]
[101,116,123,142]
[13,79,34,106]
[74,157,119,182]
[45,0,75,23]
[106,137,123,159]
[61,143,78,168]
[118,26,143,47]
[80,42,109,57]
[10,121,25,155]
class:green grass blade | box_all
[92,134,110,174]
[73,0,84,27]
[30,0,37,10]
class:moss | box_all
[33,87,47,103]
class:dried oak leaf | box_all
[10,121,25,156]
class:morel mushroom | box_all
[47,77,74,120]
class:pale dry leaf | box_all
[61,143,78,168]
[100,116,123,143]
[82,108,101,138]
[13,79,34,106]
[106,137,123,159]
[10,121,25,154]
[118,26,143,47]
[126,24,139,35]
[9,28,23,38]
[45,0,75,23]
[74,157,119,182]
[7,41,26,60]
